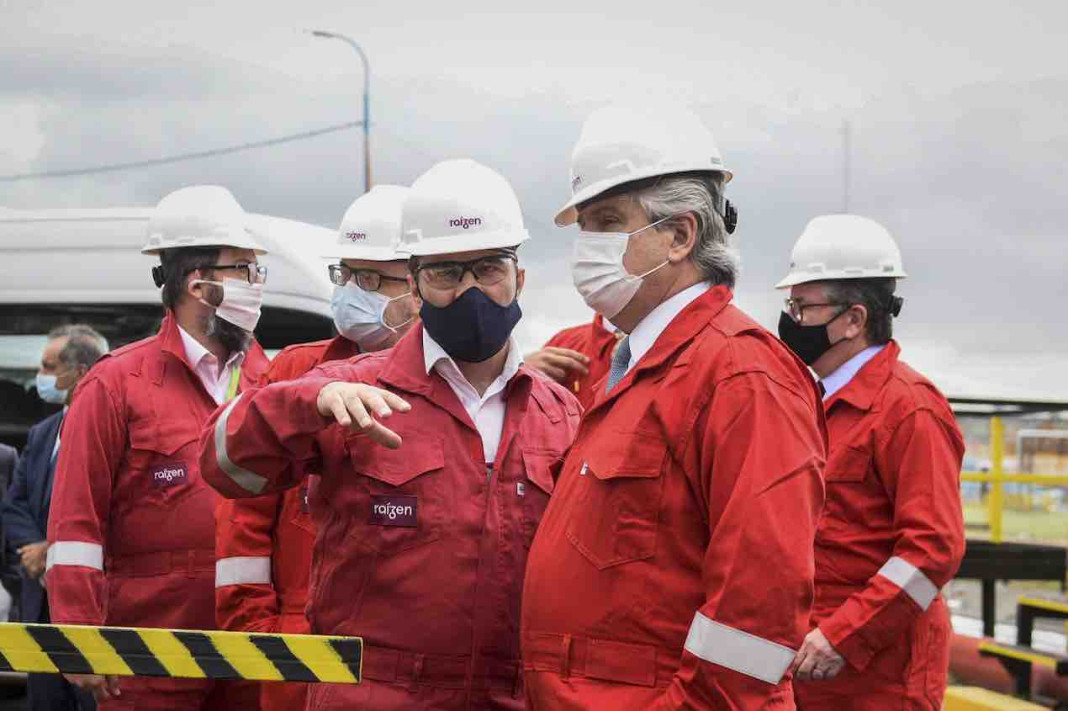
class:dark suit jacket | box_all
[2,410,63,622]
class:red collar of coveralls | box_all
[376,322,535,400]
[824,339,901,413]
[153,310,268,391]
[586,285,734,415]
[153,311,193,385]
[321,334,362,364]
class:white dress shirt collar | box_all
[177,325,245,404]
[626,281,711,371]
[422,329,522,465]
[422,329,522,391]
[820,344,885,401]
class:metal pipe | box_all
[309,30,371,193]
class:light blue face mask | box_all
[331,283,413,350]
[36,373,68,405]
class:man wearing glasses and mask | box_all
[213,185,418,711]
[46,186,270,710]
[200,159,580,710]
[776,215,964,710]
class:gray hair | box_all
[48,324,109,371]
[634,173,739,288]
[824,278,899,345]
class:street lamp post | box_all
[309,30,372,194]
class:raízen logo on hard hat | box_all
[448,216,483,230]
[346,231,367,242]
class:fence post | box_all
[989,416,1005,544]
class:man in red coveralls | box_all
[775,214,965,710]
[526,315,621,411]
[45,185,270,709]
[521,105,828,710]
[213,185,418,711]
[199,158,581,710]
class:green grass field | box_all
[964,502,1068,543]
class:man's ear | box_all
[666,213,699,263]
[516,267,526,298]
[186,269,219,307]
[844,304,868,339]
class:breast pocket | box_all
[824,446,870,484]
[819,445,872,535]
[519,447,559,548]
[127,423,200,506]
[565,433,667,570]
[345,436,446,555]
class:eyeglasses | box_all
[414,254,517,290]
[328,264,409,292]
[192,263,267,285]
[784,298,847,324]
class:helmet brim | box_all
[554,165,733,227]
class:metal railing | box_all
[960,416,1068,543]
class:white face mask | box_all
[194,278,264,333]
[331,282,412,350]
[570,216,673,319]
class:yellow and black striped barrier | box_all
[0,623,362,684]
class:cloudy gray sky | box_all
[2,0,1066,400]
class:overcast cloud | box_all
[1,0,1066,400]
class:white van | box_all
[0,207,338,447]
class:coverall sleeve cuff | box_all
[819,618,874,671]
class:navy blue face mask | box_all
[420,287,522,363]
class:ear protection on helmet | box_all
[723,200,738,234]
[889,295,904,317]
[151,265,166,288]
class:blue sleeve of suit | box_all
[2,425,47,550]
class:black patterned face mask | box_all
[777,309,845,366]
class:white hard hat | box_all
[142,185,266,255]
[324,185,410,262]
[554,105,732,227]
[776,214,907,289]
[398,159,530,257]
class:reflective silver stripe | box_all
[215,556,272,587]
[876,556,938,610]
[45,542,104,572]
[683,612,796,684]
[214,394,268,495]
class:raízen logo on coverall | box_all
[152,462,188,488]
[369,495,418,527]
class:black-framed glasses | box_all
[328,264,409,292]
[784,298,847,324]
[415,254,517,290]
[191,263,267,285]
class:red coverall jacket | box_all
[543,314,621,411]
[45,312,268,710]
[522,286,828,710]
[199,325,582,710]
[794,342,965,711]
[214,335,359,711]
